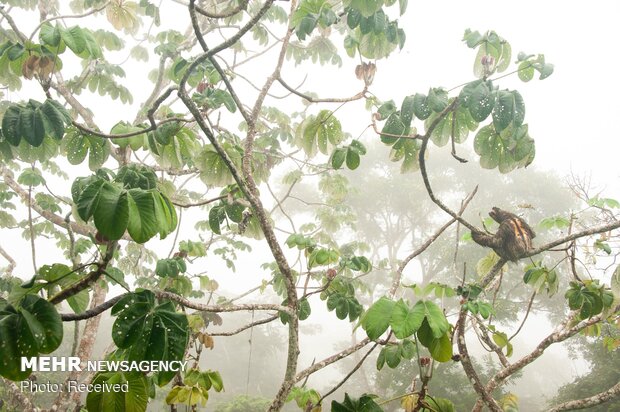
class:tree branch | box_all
[0,6,28,43]
[294,338,372,384]
[189,0,252,126]
[49,242,117,305]
[317,341,380,405]
[60,294,126,321]
[456,308,503,412]
[210,315,278,336]
[278,76,368,103]
[390,186,478,296]
[1,166,122,239]
[526,219,620,257]
[548,381,620,412]
[483,306,619,397]
[0,243,16,276]
[61,292,293,321]
[416,98,479,233]
[179,0,276,90]
[28,2,110,41]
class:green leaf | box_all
[380,112,406,144]
[377,100,397,119]
[411,300,450,338]
[389,299,424,339]
[94,182,129,240]
[86,372,148,412]
[413,93,431,120]
[65,130,88,164]
[469,81,495,122]
[361,297,396,340]
[1,104,22,146]
[398,0,408,15]
[301,110,343,155]
[208,206,225,234]
[76,178,106,221]
[20,101,45,146]
[64,129,111,170]
[110,121,146,150]
[330,147,347,169]
[518,62,535,82]
[0,295,63,380]
[298,298,311,321]
[424,396,456,412]
[492,90,525,132]
[462,29,484,48]
[112,291,189,385]
[332,393,383,412]
[116,164,158,190]
[18,168,45,187]
[383,344,401,368]
[400,95,415,129]
[40,99,71,140]
[126,189,160,243]
[345,148,361,170]
[348,0,383,17]
[106,0,140,33]
[538,63,554,80]
[40,23,62,47]
[427,88,448,112]
[427,332,453,362]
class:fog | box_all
[1,0,619,411]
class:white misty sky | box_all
[378,0,620,189]
[1,0,618,404]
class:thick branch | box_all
[49,242,117,305]
[483,306,620,396]
[234,2,303,409]
[417,98,479,233]
[456,308,503,412]
[50,75,97,128]
[60,294,126,321]
[548,381,620,412]
[526,219,620,257]
[61,292,290,321]
[156,290,294,315]
[1,378,41,411]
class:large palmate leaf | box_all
[0,295,63,380]
[74,165,177,242]
[112,290,189,385]
[64,127,111,171]
[360,296,396,340]
[298,110,344,156]
[86,372,149,412]
[1,99,71,147]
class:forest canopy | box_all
[0,1,619,412]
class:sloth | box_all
[471,207,535,261]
